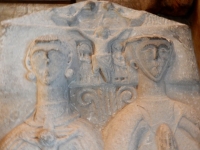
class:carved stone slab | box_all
[0,1,199,150]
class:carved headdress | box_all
[25,35,72,80]
[125,35,174,81]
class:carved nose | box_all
[46,59,50,64]
[46,52,50,64]
[153,48,158,60]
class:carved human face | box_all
[135,38,172,81]
[78,44,92,64]
[113,51,125,66]
[112,43,125,66]
[80,52,91,63]
[31,42,67,85]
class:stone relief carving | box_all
[111,40,128,83]
[103,36,200,150]
[51,1,145,28]
[0,1,200,150]
[77,42,95,83]
[71,85,136,127]
[0,35,103,150]
[92,28,131,83]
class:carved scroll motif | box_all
[116,86,137,109]
[74,86,137,127]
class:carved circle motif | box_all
[77,89,99,106]
[117,86,137,103]
[38,129,56,147]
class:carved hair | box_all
[126,35,173,48]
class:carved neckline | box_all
[25,111,80,128]
[137,96,170,102]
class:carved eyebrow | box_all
[31,49,44,54]
[159,44,170,49]
[142,44,155,50]
[32,45,60,53]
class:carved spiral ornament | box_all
[117,86,137,104]
[77,88,100,106]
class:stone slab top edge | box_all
[0,1,185,28]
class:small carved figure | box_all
[93,27,131,83]
[0,35,103,150]
[77,43,93,83]
[69,28,131,84]
[103,36,200,150]
[111,40,128,82]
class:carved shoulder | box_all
[174,101,200,126]
[173,101,200,144]
[0,123,39,150]
[103,102,143,150]
[59,118,103,150]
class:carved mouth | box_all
[151,65,163,77]
[151,67,160,77]
[149,60,165,77]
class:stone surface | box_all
[0,3,66,19]
[0,1,199,150]
[76,0,194,16]
[0,3,66,33]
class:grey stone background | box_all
[0,3,66,31]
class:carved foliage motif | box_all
[71,86,137,127]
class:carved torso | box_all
[104,98,200,150]
[0,111,102,150]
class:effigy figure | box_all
[0,35,103,150]
[111,40,128,83]
[92,27,131,83]
[103,36,200,150]
[77,42,94,83]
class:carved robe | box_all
[104,97,200,150]
[0,111,103,150]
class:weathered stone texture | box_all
[0,1,199,150]
[76,0,194,16]
[0,3,66,31]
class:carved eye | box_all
[159,48,168,54]
[48,50,64,60]
[159,47,169,57]
[32,50,45,59]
